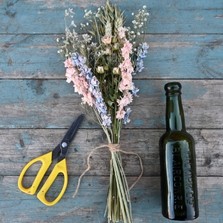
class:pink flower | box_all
[116,108,126,119]
[67,71,94,107]
[74,77,94,106]
[101,35,112,44]
[73,76,88,94]
[118,27,127,39]
[118,38,134,92]
[82,91,94,106]
[64,58,74,68]
[120,58,131,68]
[119,59,134,91]
[119,59,134,75]
[117,91,133,107]
[121,41,132,58]
[116,37,135,120]
[119,80,133,91]
[65,67,78,83]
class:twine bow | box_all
[73,143,143,198]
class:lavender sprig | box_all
[135,42,149,74]
[72,52,112,127]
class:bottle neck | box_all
[166,93,186,131]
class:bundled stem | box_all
[106,152,133,223]
[105,126,133,223]
[72,133,143,223]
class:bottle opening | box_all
[164,82,182,95]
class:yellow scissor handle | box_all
[18,152,52,195]
[37,159,68,206]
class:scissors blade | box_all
[52,114,84,161]
[61,114,84,146]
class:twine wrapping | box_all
[72,144,143,198]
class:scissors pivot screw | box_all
[61,142,68,148]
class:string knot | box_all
[72,143,143,198]
[107,143,120,152]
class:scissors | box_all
[18,114,84,206]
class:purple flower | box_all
[72,53,86,68]
[71,52,111,127]
[135,59,144,73]
[135,42,149,74]
[90,76,99,87]
[101,113,112,126]
[123,107,132,124]
[138,42,149,58]
[131,83,139,96]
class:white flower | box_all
[103,48,111,55]
[65,9,69,16]
[96,66,104,74]
[71,21,77,27]
[113,67,120,74]
[68,8,73,12]
[82,34,92,43]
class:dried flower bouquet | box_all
[58,1,149,222]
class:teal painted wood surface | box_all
[0,0,223,222]
[1,34,223,79]
[1,176,223,223]
[1,129,223,176]
[0,79,222,128]
[0,0,223,34]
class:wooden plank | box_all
[0,79,222,129]
[0,176,223,223]
[1,34,223,79]
[1,128,223,176]
[0,1,222,223]
[0,0,223,34]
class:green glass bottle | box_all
[159,82,199,220]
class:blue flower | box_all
[101,113,112,127]
[135,42,149,74]
[71,52,111,127]
[135,59,144,73]
[138,42,149,58]
[123,107,132,124]
[131,83,139,97]
[72,53,86,68]
[95,101,107,114]
[90,76,99,87]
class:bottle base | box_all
[162,213,199,221]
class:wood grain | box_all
[1,34,223,79]
[0,0,223,222]
[1,176,223,223]
[0,79,222,128]
[0,0,222,34]
[1,129,222,177]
